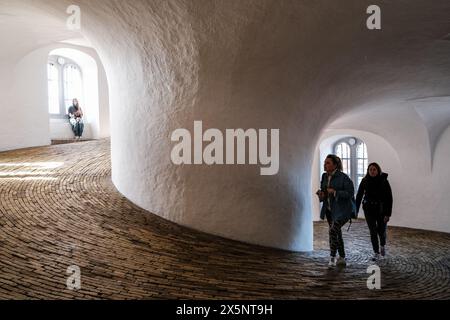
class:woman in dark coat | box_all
[68,98,84,140]
[356,163,393,261]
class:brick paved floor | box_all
[0,140,449,300]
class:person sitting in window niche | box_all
[68,98,84,140]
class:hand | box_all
[327,188,336,197]
[384,216,390,223]
[316,190,325,201]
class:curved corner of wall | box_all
[430,125,450,233]
[0,48,51,152]
[109,130,314,252]
[88,0,323,253]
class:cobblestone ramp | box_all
[0,140,449,299]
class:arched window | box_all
[335,142,351,177]
[47,62,60,115]
[356,141,368,189]
[63,64,83,109]
[334,137,368,192]
[47,56,83,118]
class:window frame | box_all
[355,141,369,191]
[335,142,351,177]
[47,62,60,116]
[333,137,368,193]
[47,55,84,120]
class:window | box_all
[334,138,368,193]
[47,63,60,115]
[356,142,368,189]
[335,142,351,177]
[63,64,83,109]
[47,56,83,118]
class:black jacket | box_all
[356,173,393,217]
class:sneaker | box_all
[337,257,347,267]
[328,257,336,267]
[380,246,386,257]
[372,253,381,262]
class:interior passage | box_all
[0,140,449,300]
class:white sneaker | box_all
[337,257,347,267]
[328,257,336,267]
[372,253,381,262]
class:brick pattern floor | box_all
[51,139,91,145]
[0,139,449,300]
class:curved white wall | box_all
[1,47,51,151]
[431,125,450,232]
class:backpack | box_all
[335,173,358,231]
[339,173,358,220]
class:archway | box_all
[47,47,110,141]
[312,101,450,235]
[312,129,401,225]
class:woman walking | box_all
[316,155,355,268]
[356,163,393,261]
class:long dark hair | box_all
[365,162,382,178]
[326,154,343,171]
[72,99,80,110]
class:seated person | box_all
[68,98,84,140]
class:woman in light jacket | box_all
[316,154,355,268]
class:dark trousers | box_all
[72,121,84,137]
[326,210,348,258]
[364,204,387,254]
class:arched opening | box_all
[47,47,109,142]
[311,129,401,225]
[311,101,450,235]
[48,55,83,118]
